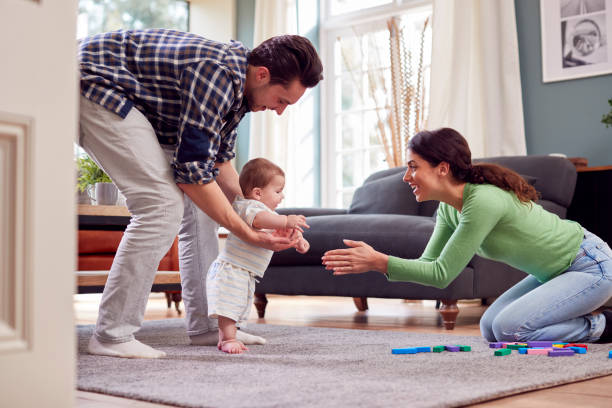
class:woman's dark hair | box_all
[249,35,323,88]
[408,128,539,203]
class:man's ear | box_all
[253,66,270,83]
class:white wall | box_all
[189,0,236,41]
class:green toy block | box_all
[506,344,526,350]
[433,346,445,353]
[459,345,471,352]
[495,348,512,356]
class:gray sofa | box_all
[255,155,578,329]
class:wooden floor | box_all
[75,294,612,408]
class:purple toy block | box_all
[445,345,460,352]
[489,342,504,349]
[548,349,575,357]
[527,341,554,348]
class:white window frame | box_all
[319,0,431,208]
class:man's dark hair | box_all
[249,35,323,88]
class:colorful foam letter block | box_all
[392,347,418,354]
[564,343,588,350]
[506,344,528,350]
[548,349,575,357]
[526,341,554,348]
[527,348,552,355]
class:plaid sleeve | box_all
[172,61,236,184]
[216,127,238,164]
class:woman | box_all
[322,128,612,343]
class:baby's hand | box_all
[285,214,309,232]
[295,239,310,254]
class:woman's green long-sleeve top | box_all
[386,183,583,289]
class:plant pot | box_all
[94,182,118,206]
[76,187,92,204]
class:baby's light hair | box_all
[239,158,285,197]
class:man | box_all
[78,29,323,358]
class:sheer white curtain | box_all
[426,0,526,158]
[249,0,302,205]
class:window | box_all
[75,0,190,159]
[77,0,189,38]
[320,0,432,208]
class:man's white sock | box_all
[87,336,166,359]
[236,329,266,345]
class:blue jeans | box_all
[480,229,612,343]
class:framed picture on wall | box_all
[541,0,612,82]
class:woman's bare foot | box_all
[219,339,248,354]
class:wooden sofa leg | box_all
[439,299,459,330]
[353,297,368,311]
[254,293,268,318]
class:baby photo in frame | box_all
[541,0,612,82]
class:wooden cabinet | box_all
[567,166,612,245]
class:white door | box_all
[0,1,78,407]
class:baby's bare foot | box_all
[220,339,248,354]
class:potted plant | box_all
[76,155,117,205]
[602,99,612,128]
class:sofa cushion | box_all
[349,167,536,218]
[270,213,436,266]
[474,155,576,208]
[349,169,438,216]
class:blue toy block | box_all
[518,348,528,354]
[416,347,431,353]
[609,350,612,359]
[392,347,418,354]
[569,347,586,354]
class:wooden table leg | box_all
[439,299,459,330]
[352,297,369,311]
[254,293,268,318]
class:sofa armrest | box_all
[276,207,348,217]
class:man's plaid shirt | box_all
[79,29,249,184]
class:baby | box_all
[206,158,310,354]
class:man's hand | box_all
[263,229,300,251]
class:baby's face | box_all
[257,174,285,210]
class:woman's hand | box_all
[322,239,389,275]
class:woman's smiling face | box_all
[402,150,440,202]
